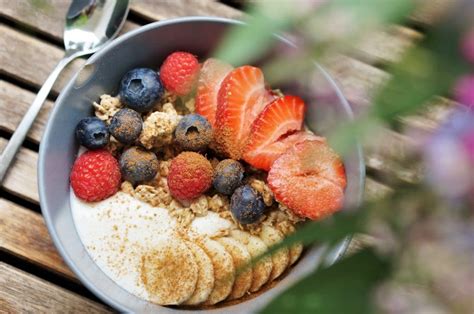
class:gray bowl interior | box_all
[39,17,364,313]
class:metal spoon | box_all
[0,0,129,183]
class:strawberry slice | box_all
[195,58,233,127]
[245,130,325,171]
[244,95,309,170]
[214,66,274,159]
[268,140,347,220]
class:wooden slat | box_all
[0,0,139,43]
[0,23,84,96]
[354,25,422,64]
[0,262,110,313]
[0,80,51,143]
[324,54,390,109]
[0,138,39,203]
[130,0,242,21]
[0,198,75,279]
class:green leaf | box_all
[260,248,392,314]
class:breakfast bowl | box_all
[38,17,364,313]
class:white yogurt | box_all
[71,191,177,298]
[70,190,233,301]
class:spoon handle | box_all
[0,54,76,184]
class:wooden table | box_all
[0,0,454,312]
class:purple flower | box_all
[461,28,474,64]
[453,74,474,109]
[424,109,474,203]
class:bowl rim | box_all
[38,16,365,312]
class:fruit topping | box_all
[75,117,110,149]
[213,159,244,195]
[214,66,274,159]
[183,241,215,305]
[200,238,235,305]
[70,149,121,202]
[168,152,213,200]
[259,225,290,281]
[109,108,143,144]
[174,114,213,152]
[268,140,347,220]
[216,237,252,300]
[243,95,306,170]
[195,58,233,127]
[160,51,200,96]
[119,68,164,113]
[140,237,198,305]
[119,146,159,183]
[230,185,266,225]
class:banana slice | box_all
[230,229,273,292]
[259,225,290,281]
[199,238,235,305]
[289,242,304,265]
[140,237,198,305]
[217,237,252,300]
[183,241,215,305]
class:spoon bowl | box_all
[65,0,130,54]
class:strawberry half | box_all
[268,140,347,220]
[195,58,233,127]
[244,95,308,170]
[214,66,274,159]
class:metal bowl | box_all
[38,17,364,313]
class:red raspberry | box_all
[70,150,121,202]
[167,152,213,200]
[160,51,200,96]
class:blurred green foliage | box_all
[214,1,471,313]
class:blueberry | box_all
[75,117,109,149]
[230,185,265,225]
[109,108,143,144]
[119,146,159,183]
[119,68,164,113]
[213,159,244,195]
[174,114,213,151]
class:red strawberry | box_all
[160,51,200,96]
[167,152,214,200]
[268,140,347,220]
[195,58,233,127]
[70,150,121,202]
[244,95,307,170]
[214,66,274,159]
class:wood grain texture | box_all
[0,198,75,279]
[0,0,138,43]
[0,23,84,96]
[354,25,422,64]
[0,138,39,203]
[0,262,110,313]
[130,0,242,21]
[0,80,52,143]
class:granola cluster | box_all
[93,94,123,122]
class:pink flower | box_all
[461,28,474,64]
[453,74,474,109]
[424,109,474,203]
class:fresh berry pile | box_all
[70,51,346,222]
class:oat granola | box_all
[93,94,122,122]
[139,106,182,149]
